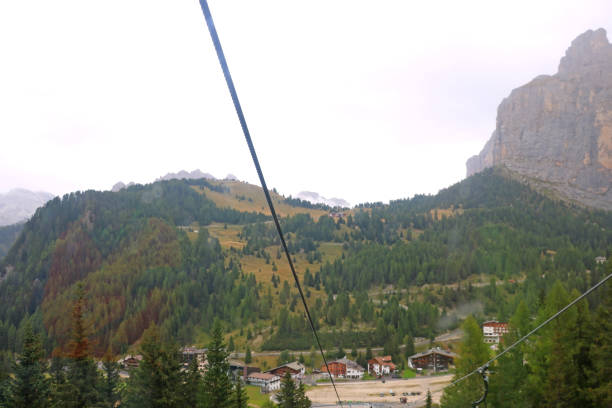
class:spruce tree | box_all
[201,320,232,408]
[64,285,102,408]
[183,357,201,408]
[440,315,489,408]
[8,322,49,408]
[49,356,77,408]
[231,380,249,408]
[488,301,529,408]
[124,324,185,408]
[245,346,252,364]
[425,389,432,408]
[526,281,582,407]
[276,373,297,408]
[295,382,311,408]
[100,350,120,408]
[589,279,612,406]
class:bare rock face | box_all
[467,28,612,210]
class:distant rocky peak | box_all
[296,191,350,208]
[558,28,612,78]
[155,169,216,182]
[466,28,612,210]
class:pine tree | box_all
[124,324,185,408]
[425,389,432,408]
[245,346,252,364]
[589,279,612,406]
[526,281,582,407]
[8,322,49,407]
[183,357,201,408]
[100,350,120,408]
[488,301,529,408]
[440,315,489,408]
[276,373,297,408]
[231,380,249,408]
[63,285,102,408]
[276,373,311,408]
[295,382,311,408]
[201,320,232,408]
[49,356,77,408]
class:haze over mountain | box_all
[295,191,350,208]
[0,188,54,226]
[467,28,612,210]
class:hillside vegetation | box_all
[0,169,609,363]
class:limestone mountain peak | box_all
[558,28,612,78]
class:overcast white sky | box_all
[1,1,610,205]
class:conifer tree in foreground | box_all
[100,349,120,408]
[53,284,101,408]
[232,379,249,408]
[588,277,612,406]
[440,315,489,408]
[425,389,432,408]
[201,320,232,408]
[184,357,201,408]
[488,300,529,408]
[245,345,252,364]
[8,322,49,408]
[124,324,185,408]
[276,372,311,408]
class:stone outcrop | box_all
[467,28,612,210]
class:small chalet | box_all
[409,348,457,372]
[595,256,607,264]
[482,320,509,344]
[265,361,306,381]
[321,357,365,379]
[246,372,281,392]
[367,356,396,376]
[119,354,142,370]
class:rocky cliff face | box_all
[467,28,612,210]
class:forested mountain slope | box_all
[0,169,609,358]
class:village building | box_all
[321,357,365,379]
[595,256,607,264]
[367,356,396,376]
[246,372,281,392]
[229,358,261,378]
[181,347,207,371]
[118,354,143,370]
[482,320,509,344]
[265,361,306,381]
[408,348,457,372]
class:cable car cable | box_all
[196,1,344,406]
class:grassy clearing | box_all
[191,181,328,219]
[402,369,416,379]
[204,222,245,249]
[245,385,272,407]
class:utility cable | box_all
[196,1,344,406]
[449,270,612,388]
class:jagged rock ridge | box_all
[156,169,216,182]
[467,28,612,210]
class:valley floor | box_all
[306,374,453,405]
